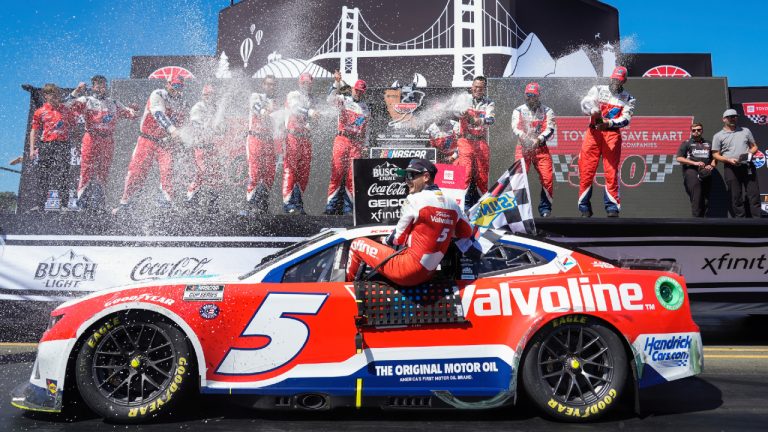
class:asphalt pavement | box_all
[1,315,766,432]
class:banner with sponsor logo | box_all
[730,87,768,216]
[0,239,286,302]
[353,158,411,226]
[548,116,693,189]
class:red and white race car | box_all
[12,226,702,423]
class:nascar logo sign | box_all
[369,147,437,162]
[743,102,768,126]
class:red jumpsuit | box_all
[186,99,223,202]
[119,89,186,205]
[347,185,472,286]
[325,93,370,215]
[246,92,276,208]
[511,103,556,216]
[455,95,495,211]
[31,102,77,209]
[67,93,135,206]
[426,120,459,163]
[578,85,635,214]
[282,90,315,213]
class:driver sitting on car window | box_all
[347,158,473,286]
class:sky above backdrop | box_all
[1,0,766,193]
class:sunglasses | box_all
[525,93,538,98]
[691,128,703,132]
[725,115,738,119]
[171,83,184,90]
[404,171,426,181]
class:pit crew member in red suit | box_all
[347,158,472,286]
[512,82,556,217]
[325,71,370,215]
[113,75,187,214]
[29,83,77,210]
[186,84,226,208]
[67,75,137,209]
[578,66,635,218]
[245,75,278,214]
[282,73,318,214]
[454,76,495,212]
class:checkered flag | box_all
[457,160,536,254]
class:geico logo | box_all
[388,149,427,158]
[369,198,407,208]
[351,240,379,258]
[128,357,187,417]
[461,278,644,317]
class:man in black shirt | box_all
[676,122,716,217]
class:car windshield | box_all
[238,230,340,280]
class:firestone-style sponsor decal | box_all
[557,256,577,273]
[654,276,684,311]
[128,357,188,418]
[199,303,220,320]
[462,277,650,317]
[547,388,618,418]
[104,293,175,308]
[46,379,57,395]
[183,285,224,302]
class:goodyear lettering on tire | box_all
[127,357,188,418]
[547,388,618,418]
[552,315,588,328]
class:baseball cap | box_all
[610,66,628,82]
[299,72,313,83]
[353,79,368,92]
[723,108,738,117]
[168,75,185,89]
[524,82,540,96]
[396,158,438,177]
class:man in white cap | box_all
[346,158,472,286]
[577,66,635,218]
[512,82,556,217]
[325,70,370,215]
[282,72,317,214]
[712,109,761,217]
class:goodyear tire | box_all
[521,316,627,422]
[75,313,194,423]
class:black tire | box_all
[521,316,627,422]
[75,313,194,423]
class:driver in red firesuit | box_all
[453,76,495,212]
[68,75,137,210]
[578,66,635,218]
[113,75,187,214]
[245,75,278,215]
[282,73,318,214]
[512,82,556,217]
[325,71,370,215]
[186,84,226,209]
[347,158,472,286]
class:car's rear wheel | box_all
[522,317,627,421]
[75,313,194,423]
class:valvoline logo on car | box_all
[752,150,765,169]
[471,193,517,228]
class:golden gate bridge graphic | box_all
[308,0,526,87]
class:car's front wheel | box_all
[75,313,194,423]
[522,317,627,421]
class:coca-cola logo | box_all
[130,257,212,282]
[367,182,407,197]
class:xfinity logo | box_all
[701,253,768,275]
[34,250,97,289]
[131,257,212,281]
[462,277,648,317]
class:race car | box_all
[11,226,702,423]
